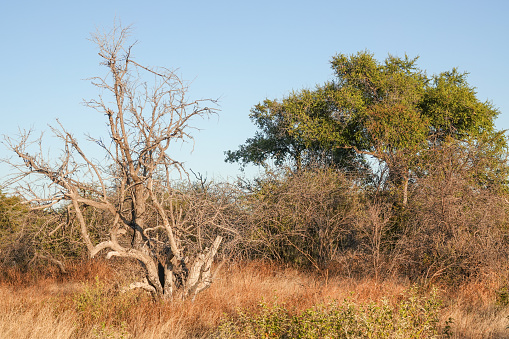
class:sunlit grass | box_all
[0,260,508,338]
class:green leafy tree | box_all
[227,51,505,205]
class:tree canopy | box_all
[226,51,506,203]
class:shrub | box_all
[214,286,447,338]
[395,141,509,283]
[243,167,361,269]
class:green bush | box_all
[71,276,138,330]
[213,286,448,338]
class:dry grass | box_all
[0,260,508,338]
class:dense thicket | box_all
[2,50,509,288]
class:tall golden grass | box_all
[0,260,508,338]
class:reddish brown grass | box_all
[0,260,508,338]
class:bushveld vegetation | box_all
[2,23,509,338]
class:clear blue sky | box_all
[1,0,508,182]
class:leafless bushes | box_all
[241,168,362,271]
[396,141,509,283]
[236,138,509,284]
[1,24,508,296]
[3,141,509,287]
[348,139,509,283]
[0,197,87,271]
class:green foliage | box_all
[227,50,506,204]
[214,286,448,338]
[90,322,130,339]
[72,276,137,330]
[72,276,109,322]
[420,69,499,140]
[0,191,27,233]
[225,89,365,172]
[496,286,509,308]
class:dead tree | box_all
[3,24,234,300]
